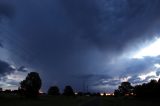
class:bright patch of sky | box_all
[133,37,160,59]
[138,71,158,80]
[0,70,28,90]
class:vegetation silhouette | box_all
[48,86,60,96]
[1,71,160,100]
[133,79,160,98]
[19,72,42,98]
[114,82,133,96]
[114,79,160,98]
[63,85,75,96]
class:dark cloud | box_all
[0,60,27,76]
[123,57,159,75]
[17,66,27,72]
[145,76,157,81]
[94,79,121,87]
[0,42,3,48]
[0,2,14,18]
[1,0,160,92]
[156,70,160,76]
[128,76,146,84]
[128,75,158,85]
[0,60,14,75]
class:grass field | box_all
[0,95,160,106]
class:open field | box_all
[0,96,160,106]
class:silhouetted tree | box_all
[114,82,133,96]
[4,89,11,94]
[115,79,160,98]
[156,79,160,96]
[19,72,42,98]
[48,86,60,96]
[114,89,121,96]
[133,84,143,97]
[134,79,160,98]
[63,86,75,96]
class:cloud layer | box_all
[1,0,160,92]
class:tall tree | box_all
[115,82,133,96]
[19,72,42,98]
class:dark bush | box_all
[63,86,75,96]
[48,86,60,96]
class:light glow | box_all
[133,38,160,59]
[100,93,104,96]
[154,64,160,68]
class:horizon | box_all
[1,0,160,93]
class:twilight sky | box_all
[1,0,160,93]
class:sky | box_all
[1,0,160,93]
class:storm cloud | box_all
[1,0,160,92]
[0,60,15,75]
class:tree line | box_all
[114,79,160,98]
[18,72,77,98]
[0,72,102,98]
[1,71,160,98]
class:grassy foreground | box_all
[0,95,160,106]
[101,97,160,106]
